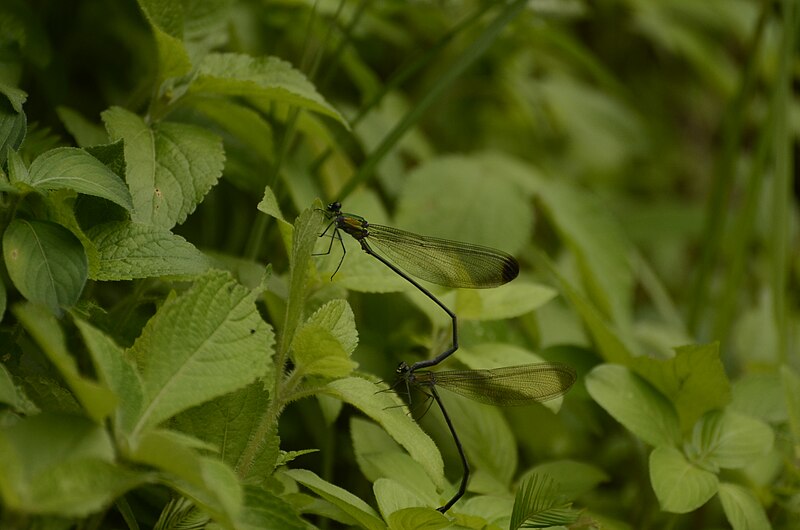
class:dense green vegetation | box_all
[0,1,797,529]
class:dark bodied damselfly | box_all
[316,202,519,372]
[396,360,577,512]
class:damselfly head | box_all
[326,201,342,214]
[396,361,410,375]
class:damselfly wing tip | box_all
[502,255,520,283]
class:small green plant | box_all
[1,1,797,529]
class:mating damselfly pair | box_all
[315,202,576,512]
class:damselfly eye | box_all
[327,201,341,212]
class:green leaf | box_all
[102,106,224,229]
[292,299,359,378]
[279,205,325,356]
[257,186,284,221]
[0,363,37,414]
[781,365,800,444]
[56,106,108,147]
[132,429,241,527]
[0,413,146,516]
[283,469,385,530]
[26,147,133,210]
[509,472,580,530]
[73,318,144,435]
[532,179,635,332]
[6,148,29,184]
[323,377,444,489]
[87,221,212,280]
[718,482,771,530]
[525,460,609,501]
[394,154,533,255]
[13,303,117,422]
[3,219,88,315]
[236,486,307,530]
[172,381,278,478]
[0,277,5,322]
[586,364,680,447]
[538,252,634,364]
[452,281,556,321]
[190,53,347,126]
[731,372,787,423]
[128,270,274,436]
[0,82,28,112]
[649,445,718,513]
[632,343,731,431]
[386,507,450,530]
[0,95,26,166]
[374,478,427,517]
[136,0,192,82]
[689,410,774,471]
[443,392,517,491]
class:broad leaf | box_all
[284,469,384,530]
[586,364,680,447]
[190,53,347,127]
[395,154,532,255]
[688,410,774,471]
[88,221,211,280]
[235,486,307,530]
[103,106,224,229]
[27,147,133,210]
[13,303,117,422]
[292,299,359,378]
[127,271,274,436]
[136,0,192,82]
[718,482,771,530]
[324,377,444,488]
[373,478,427,518]
[0,413,146,516]
[4,219,88,315]
[0,94,26,166]
[524,460,609,500]
[649,445,718,513]
[633,343,731,431]
[386,507,449,530]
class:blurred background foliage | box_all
[2,0,798,528]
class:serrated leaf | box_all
[292,299,359,378]
[649,445,718,513]
[190,53,347,127]
[73,318,144,435]
[586,364,680,447]
[136,0,192,82]
[12,303,117,422]
[6,148,29,184]
[323,377,444,488]
[0,413,146,516]
[172,381,278,478]
[87,221,211,280]
[27,147,133,210]
[257,186,284,221]
[103,106,224,229]
[128,271,274,436]
[4,219,88,315]
[284,469,384,530]
[633,343,731,431]
[718,482,771,530]
[689,410,774,471]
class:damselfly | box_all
[316,202,519,372]
[396,361,577,512]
